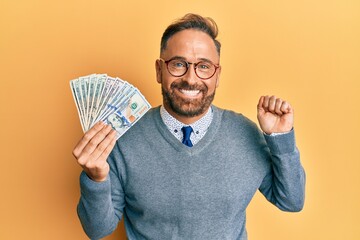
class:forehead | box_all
[162,29,219,61]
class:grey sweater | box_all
[77,106,305,240]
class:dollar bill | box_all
[102,88,151,139]
[70,79,86,132]
[70,73,151,137]
[79,75,90,129]
[86,75,95,128]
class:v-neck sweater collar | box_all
[152,105,223,155]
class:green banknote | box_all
[70,74,151,138]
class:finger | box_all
[257,96,265,110]
[73,121,106,158]
[88,129,117,163]
[262,95,270,111]
[82,124,113,156]
[80,130,116,182]
[268,95,277,112]
[78,126,115,167]
[96,132,117,164]
[275,98,284,115]
[280,101,292,114]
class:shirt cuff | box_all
[263,129,296,154]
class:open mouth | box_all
[179,89,201,97]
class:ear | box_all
[215,65,221,88]
[155,59,162,83]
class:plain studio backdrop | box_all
[0,1,359,239]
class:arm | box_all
[257,96,306,211]
[73,122,124,239]
[77,172,121,239]
[259,130,305,211]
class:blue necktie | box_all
[181,126,193,147]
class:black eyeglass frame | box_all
[159,58,220,80]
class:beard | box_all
[161,79,216,118]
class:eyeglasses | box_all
[159,58,220,80]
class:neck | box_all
[163,104,209,125]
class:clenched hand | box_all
[257,95,294,135]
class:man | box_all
[73,13,305,240]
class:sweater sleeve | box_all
[77,143,125,239]
[258,129,306,212]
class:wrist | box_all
[85,172,108,182]
[263,128,293,136]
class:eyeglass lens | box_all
[167,59,216,79]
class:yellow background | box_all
[1,0,359,239]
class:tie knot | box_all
[181,126,193,147]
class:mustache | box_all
[170,80,207,92]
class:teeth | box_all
[180,89,200,96]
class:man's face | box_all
[156,29,221,119]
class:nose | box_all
[182,63,198,84]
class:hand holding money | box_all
[70,74,151,181]
[72,122,117,182]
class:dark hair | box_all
[160,13,221,56]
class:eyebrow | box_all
[168,56,216,64]
[198,58,216,64]
[168,56,186,61]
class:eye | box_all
[170,60,186,68]
[197,62,211,70]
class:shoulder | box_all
[213,106,258,129]
[130,106,159,129]
[115,106,160,142]
[212,105,264,143]
[109,106,160,161]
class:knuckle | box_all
[82,133,91,142]
[103,146,113,156]
[94,127,109,141]
[102,125,112,134]
[93,125,103,133]
[282,102,289,109]
[97,144,107,153]
[84,161,95,170]
[87,140,97,149]
[72,149,79,158]
[77,155,87,166]
[93,123,101,130]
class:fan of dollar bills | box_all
[70,74,151,139]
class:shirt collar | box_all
[160,105,213,137]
